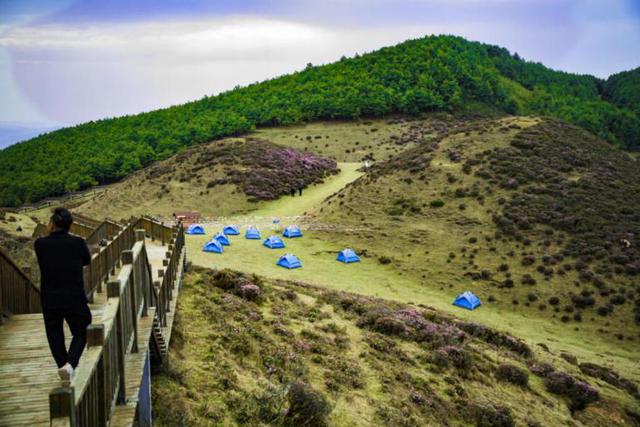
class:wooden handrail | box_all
[49,219,186,426]
[32,221,96,240]
[0,246,41,319]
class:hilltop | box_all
[316,116,640,339]
[1,35,639,206]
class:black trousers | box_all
[42,303,92,369]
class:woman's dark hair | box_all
[51,207,73,232]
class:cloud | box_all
[0,3,638,124]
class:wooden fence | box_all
[0,247,41,321]
[49,220,185,427]
[32,221,96,240]
[82,223,134,301]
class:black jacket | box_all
[34,231,91,309]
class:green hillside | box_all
[1,35,638,206]
[152,268,639,426]
[604,67,640,116]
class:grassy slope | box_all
[152,268,638,426]
[175,115,639,388]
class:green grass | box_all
[185,116,640,387]
[248,163,364,218]
[153,268,639,426]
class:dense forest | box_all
[603,67,640,116]
[0,35,638,206]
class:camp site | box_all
[1,4,639,426]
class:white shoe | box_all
[58,363,74,385]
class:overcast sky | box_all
[0,0,639,127]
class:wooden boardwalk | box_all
[0,217,185,427]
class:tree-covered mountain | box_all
[0,35,638,206]
[603,67,640,116]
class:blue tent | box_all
[452,291,481,310]
[202,239,224,254]
[277,253,302,269]
[186,224,205,235]
[245,226,261,240]
[263,235,285,249]
[283,225,303,238]
[223,225,240,235]
[337,248,360,264]
[214,232,230,246]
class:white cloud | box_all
[0,11,638,124]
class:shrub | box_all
[430,200,445,208]
[433,345,472,371]
[571,294,595,309]
[521,255,536,266]
[548,296,560,306]
[469,403,515,427]
[378,256,392,265]
[458,322,531,357]
[597,305,613,316]
[579,362,639,397]
[544,372,599,411]
[372,316,407,336]
[521,274,537,286]
[284,382,332,427]
[496,364,529,387]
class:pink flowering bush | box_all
[236,139,337,201]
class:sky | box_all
[0,0,639,131]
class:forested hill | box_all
[603,67,640,116]
[1,35,638,206]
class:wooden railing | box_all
[71,212,102,229]
[82,223,134,301]
[0,247,41,321]
[85,220,122,247]
[151,221,185,329]
[49,220,185,427]
[32,221,96,240]
[132,216,174,246]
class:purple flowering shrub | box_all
[544,371,599,411]
[209,269,263,302]
[457,321,531,357]
[233,139,337,201]
[432,345,472,371]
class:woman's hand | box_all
[46,221,55,235]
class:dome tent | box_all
[277,253,302,269]
[214,232,230,246]
[223,225,240,235]
[337,248,360,264]
[245,226,261,240]
[186,224,205,235]
[283,225,303,238]
[452,291,481,310]
[202,239,224,254]
[263,235,285,249]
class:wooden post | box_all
[114,307,127,404]
[122,250,133,265]
[107,280,121,298]
[87,324,105,347]
[49,387,76,427]
[130,276,139,354]
[162,259,168,267]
